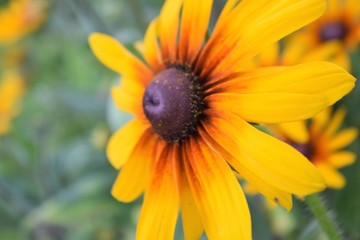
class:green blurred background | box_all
[1,0,359,239]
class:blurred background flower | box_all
[272,108,358,189]
[0,1,359,240]
[292,0,360,71]
[0,0,47,44]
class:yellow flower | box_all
[273,108,358,189]
[89,0,355,239]
[293,0,360,61]
[0,69,24,135]
[0,0,47,44]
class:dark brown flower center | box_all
[143,65,205,142]
[319,21,348,42]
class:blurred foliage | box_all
[0,0,360,240]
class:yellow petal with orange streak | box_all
[200,124,293,211]
[328,128,358,151]
[205,110,326,196]
[111,130,157,202]
[88,33,152,85]
[276,121,310,144]
[199,0,326,78]
[158,0,183,61]
[218,62,355,106]
[316,162,346,189]
[207,92,327,123]
[179,153,204,240]
[328,151,357,168]
[106,120,149,169]
[178,0,212,63]
[136,145,180,240]
[184,138,251,240]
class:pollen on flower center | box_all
[143,65,205,142]
[319,21,348,42]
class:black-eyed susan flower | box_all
[0,0,47,44]
[89,0,355,239]
[273,108,358,189]
[294,0,360,58]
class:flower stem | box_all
[305,194,342,240]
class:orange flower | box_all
[89,0,355,239]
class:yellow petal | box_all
[311,107,331,135]
[205,109,326,196]
[276,121,310,144]
[328,128,358,151]
[88,33,152,85]
[184,138,251,239]
[180,163,204,240]
[143,18,163,71]
[316,163,346,189]
[207,92,327,123]
[327,0,343,16]
[199,126,293,210]
[106,120,149,169]
[346,0,360,17]
[158,0,183,61]
[331,50,351,71]
[111,130,157,202]
[111,85,142,116]
[217,62,355,106]
[282,34,310,65]
[257,43,279,67]
[136,145,180,240]
[178,0,213,63]
[301,42,350,70]
[199,0,326,78]
[213,0,240,30]
[328,151,357,168]
[323,107,346,137]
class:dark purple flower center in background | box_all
[288,141,314,160]
[319,21,348,42]
[143,65,204,142]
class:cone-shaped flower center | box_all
[319,21,348,42]
[143,65,204,142]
